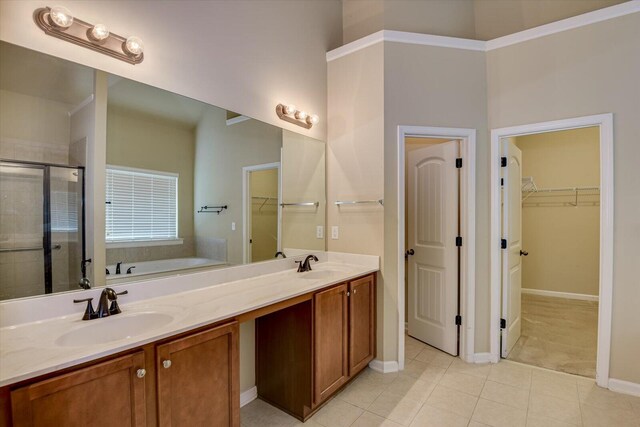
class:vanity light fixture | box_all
[276,104,319,129]
[34,6,144,64]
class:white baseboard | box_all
[240,386,257,407]
[369,359,399,373]
[473,353,497,364]
[608,378,640,397]
[522,288,599,302]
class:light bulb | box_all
[123,36,144,57]
[283,104,296,115]
[307,115,320,125]
[49,6,73,29]
[89,24,110,42]
[295,111,308,120]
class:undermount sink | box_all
[55,312,174,347]
[301,268,351,280]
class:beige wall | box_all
[249,168,279,263]
[193,107,282,266]
[281,130,326,252]
[327,42,386,356]
[474,0,626,40]
[342,0,627,43]
[515,128,600,296]
[0,0,341,141]
[106,105,196,263]
[487,13,640,383]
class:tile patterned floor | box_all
[241,335,640,427]
[508,294,598,378]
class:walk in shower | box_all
[0,160,85,300]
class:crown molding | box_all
[326,1,640,61]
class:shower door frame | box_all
[0,158,86,295]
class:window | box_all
[105,166,178,242]
[51,191,78,232]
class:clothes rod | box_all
[280,202,319,207]
[335,199,384,206]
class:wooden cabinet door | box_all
[157,321,239,427]
[313,283,348,404]
[348,274,376,375]
[11,351,146,427]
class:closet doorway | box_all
[490,114,614,386]
[502,127,600,377]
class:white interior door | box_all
[407,140,459,356]
[501,139,523,357]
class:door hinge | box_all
[456,158,463,168]
[500,318,506,329]
[455,315,462,326]
[501,239,507,249]
[500,178,504,186]
[456,236,462,247]
[501,157,507,167]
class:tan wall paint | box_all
[474,0,627,40]
[193,108,282,266]
[0,0,342,141]
[106,106,195,241]
[281,130,326,252]
[487,13,640,383]
[327,43,386,357]
[249,168,279,263]
[342,0,627,43]
[515,127,600,296]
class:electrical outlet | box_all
[316,225,324,239]
[231,222,236,231]
[331,226,339,240]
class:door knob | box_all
[405,249,415,259]
[520,250,529,256]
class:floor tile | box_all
[425,384,478,418]
[447,358,491,378]
[438,371,486,396]
[531,372,579,402]
[488,361,532,389]
[480,380,530,409]
[311,398,364,427]
[581,402,639,427]
[385,374,437,403]
[402,359,447,383]
[526,414,579,427]
[367,391,423,426]
[409,404,469,427]
[471,398,527,427]
[338,375,389,409]
[240,399,300,427]
[351,411,403,427]
[578,382,635,411]
[529,391,582,425]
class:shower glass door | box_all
[0,161,85,300]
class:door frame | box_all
[242,162,282,264]
[489,114,613,387]
[397,126,477,368]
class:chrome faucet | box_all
[296,255,318,272]
[73,287,128,320]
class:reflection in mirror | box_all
[0,42,90,301]
[0,41,325,299]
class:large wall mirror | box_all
[0,41,326,300]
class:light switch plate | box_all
[316,225,324,239]
[331,226,339,240]
[231,222,236,231]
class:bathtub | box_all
[106,257,226,282]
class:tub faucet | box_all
[296,255,318,273]
[126,266,136,274]
[115,261,123,274]
[275,251,287,259]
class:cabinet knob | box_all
[136,368,146,378]
[354,289,357,294]
[162,359,172,369]
[346,291,350,297]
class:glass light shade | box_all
[307,115,320,125]
[283,104,296,115]
[295,111,308,120]
[90,24,110,41]
[49,6,73,29]
[124,36,144,56]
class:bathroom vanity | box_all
[0,254,378,426]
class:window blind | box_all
[105,166,178,242]
[51,191,78,232]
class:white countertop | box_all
[0,252,378,387]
